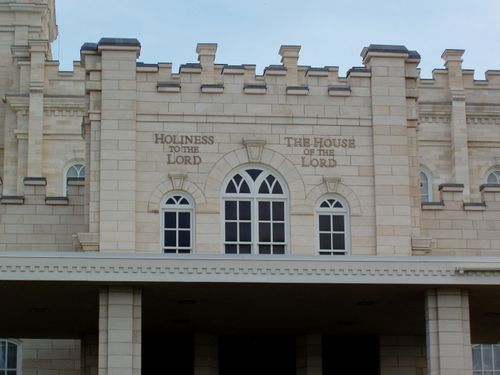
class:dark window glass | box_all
[225,223,237,241]
[233,174,242,184]
[320,233,331,250]
[0,342,5,368]
[239,201,251,220]
[273,245,285,254]
[7,344,16,369]
[240,223,252,242]
[272,182,283,194]
[178,249,190,254]
[225,245,237,254]
[273,201,284,221]
[332,215,344,231]
[178,212,190,228]
[166,198,175,205]
[333,234,345,250]
[319,215,330,231]
[273,223,285,242]
[246,169,262,181]
[164,249,176,254]
[259,223,271,242]
[239,245,252,254]
[266,175,275,184]
[225,201,237,220]
[226,181,237,193]
[178,231,190,247]
[165,231,176,247]
[259,245,271,254]
[258,182,269,194]
[259,202,270,220]
[165,212,176,228]
[8,371,17,375]
[179,198,189,205]
[240,181,250,193]
[320,201,329,208]
[334,201,343,208]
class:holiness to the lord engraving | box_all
[154,133,215,165]
[283,136,356,168]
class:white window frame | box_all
[161,193,195,254]
[221,166,289,255]
[63,161,86,196]
[0,339,22,375]
[420,168,432,203]
[315,195,350,255]
[472,344,500,374]
[486,169,500,185]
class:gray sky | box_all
[53,0,500,78]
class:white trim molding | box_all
[2,253,500,285]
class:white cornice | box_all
[1,253,500,285]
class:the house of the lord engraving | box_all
[2,1,500,374]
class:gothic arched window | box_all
[316,196,350,255]
[223,167,288,255]
[161,193,194,254]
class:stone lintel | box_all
[328,85,351,97]
[24,177,47,186]
[243,138,266,162]
[263,65,287,76]
[243,84,267,94]
[45,196,69,205]
[157,82,181,93]
[421,201,445,210]
[286,85,309,95]
[201,84,224,93]
[346,67,371,77]
[463,202,486,211]
[0,196,25,205]
[438,183,464,192]
[480,184,500,192]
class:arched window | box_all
[64,162,85,195]
[0,339,21,374]
[222,167,288,255]
[420,169,432,202]
[487,169,500,184]
[316,196,349,255]
[161,194,194,254]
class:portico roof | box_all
[1,252,500,285]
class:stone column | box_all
[442,50,470,202]
[99,287,141,375]
[425,289,472,375]
[98,38,140,251]
[362,45,418,255]
[296,334,322,375]
[194,334,218,375]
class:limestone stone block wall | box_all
[417,51,500,256]
[379,336,427,375]
[22,338,81,375]
[0,182,86,251]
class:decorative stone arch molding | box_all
[204,141,306,207]
[306,177,362,216]
[147,173,206,213]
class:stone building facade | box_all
[1,1,500,374]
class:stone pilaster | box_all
[98,38,140,251]
[26,40,47,178]
[425,289,472,375]
[197,43,217,85]
[99,287,141,375]
[362,45,416,255]
[279,45,302,86]
[194,333,218,375]
[296,334,322,375]
[443,50,470,202]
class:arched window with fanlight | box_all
[487,169,500,185]
[420,169,432,203]
[64,162,85,195]
[222,166,288,255]
[0,339,21,375]
[316,196,350,255]
[161,193,194,254]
